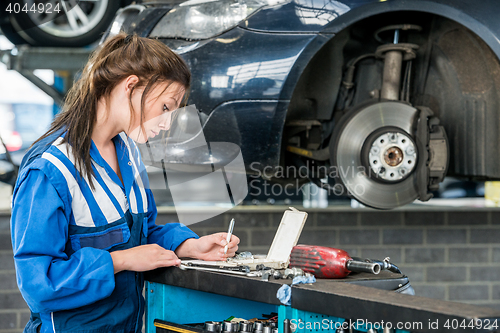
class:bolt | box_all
[371,146,380,155]
[390,134,397,142]
[399,168,407,176]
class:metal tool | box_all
[283,319,291,333]
[283,267,305,279]
[183,262,251,273]
[224,218,235,255]
[179,264,257,277]
[205,321,222,332]
[290,245,381,278]
[253,321,264,333]
[223,321,238,333]
[239,321,253,332]
[352,256,402,274]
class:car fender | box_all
[320,0,500,61]
[275,0,500,116]
[256,0,500,103]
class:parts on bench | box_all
[204,320,278,333]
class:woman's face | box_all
[128,81,186,143]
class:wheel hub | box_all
[368,131,417,182]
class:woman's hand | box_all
[175,233,240,261]
[110,244,181,274]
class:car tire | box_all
[9,0,121,47]
[0,21,27,45]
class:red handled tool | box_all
[289,245,381,278]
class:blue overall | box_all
[10,131,198,333]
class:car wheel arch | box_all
[281,8,500,180]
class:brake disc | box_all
[330,101,422,209]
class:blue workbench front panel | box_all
[146,281,278,333]
[146,282,410,333]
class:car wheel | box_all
[330,101,423,209]
[9,0,121,47]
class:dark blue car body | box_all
[112,0,500,207]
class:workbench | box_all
[145,268,500,333]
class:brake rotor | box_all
[330,101,421,209]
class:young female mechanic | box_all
[10,33,239,333]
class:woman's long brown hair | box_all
[33,32,191,189]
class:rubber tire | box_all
[0,20,27,45]
[9,0,121,47]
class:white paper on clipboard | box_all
[181,207,308,270]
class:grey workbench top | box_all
[145,268,500,332]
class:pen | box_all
[224,218,235,255]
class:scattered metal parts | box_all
[217,321,283,333]
[261,270,273,282]
[205,321,222,332]
[253,321,264,333]
[208,321,281,333]
[256,264,272,271]
[284,267,305,279]
[235,251,254,260]
[223,321,239,333]
[239,321,253,332]
[273,270,282,279]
